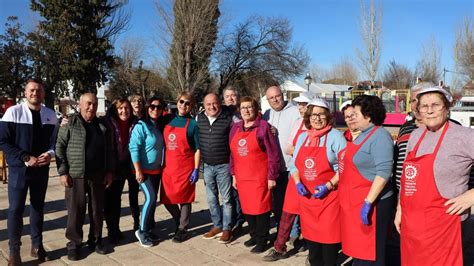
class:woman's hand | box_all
[394,206,402,233]
[296,182,308,196]
[313,184,329,198]
[135,171,144,183]
[268,180,276,190]
[232,175,237,190]
[445,189,474,215]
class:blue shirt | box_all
[289,128,347,175]
[129,120,165,172]
[352,123,394,181]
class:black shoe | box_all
[262,248,289,261]
[250,244,267,254]
[8,254,21,266]
[244,238,257,247]
[95,241,108,255]
[67,248,79,261]
[172,229,189,243]
[30,245,51,262]
[232,223,243,237]
[86,239,96,251]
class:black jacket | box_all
[197,106,233,165]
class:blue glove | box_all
[360,200,372,225]
[313,184,329,198]
[296,182,308,196]
[189,169,199,184]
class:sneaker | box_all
[147,231,160,243]
[30,245,51,262]
[202,227,223,239]
[135,230,154,247]
[250,244,267,254]
[218,230,233,244]
[244,238,257,247]
[263,248,289,261]
[172,229,189,243]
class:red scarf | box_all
[306,125,332,147]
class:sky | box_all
[1,0,473,86]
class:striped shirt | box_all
[393,119,418,192]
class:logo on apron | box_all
[338,150,346,174]
[168,133,178,150]
[237,138,248,156]
[303,157,317,181]
[403,163,419,196]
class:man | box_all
[197,93,234,243]
[55,93,113,261]
[0,79,58,265]
[222,86,245,235]
[262,86,299,229]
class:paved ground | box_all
[0,164,309,265]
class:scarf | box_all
[306,125,332,147]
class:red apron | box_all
[230,129,271,215]
[160,119,196,204]
[297,133,340,243]
[400,123,462,266]
[338,126,379,260]
[283,121,306,214]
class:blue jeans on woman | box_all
[203,163,232,231]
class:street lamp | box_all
[304,73,312,92]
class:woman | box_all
[395,87,474,266]
[340,100,361,142]
[129,97,165,247]
[229,96,280,253]
[338,95,395,265]
[160,91,200,243]
[129,94,144,119]
[103,98,140,244]
[290,98,346,266]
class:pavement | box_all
[0,163,309,265]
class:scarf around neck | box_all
[306,125,332,147]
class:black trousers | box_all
[8,172,48,255]
[245,212,271,246]
[65,178,104,250]
[104,178,126,235]
[307,240,340,266]
[164,203,192,230]
[353,195,395,266]
[272,171,288,227]
[462,218,474,266]
[126,175,140,219]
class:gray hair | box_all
[223,86,239,96]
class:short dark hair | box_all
[26,78,45,87]
[303,105,334,129]
[352,95,386,126]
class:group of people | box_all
[1,78,473,266]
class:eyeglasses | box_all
[267,94,283,101]
[418,103,444,113]
[149,104,163,111]
[310,113,327,120]
[344,112,356,120]
[240,106,254,110]
[179,99,191,106]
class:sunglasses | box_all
[179,99,191,106]
[149,104,163,111]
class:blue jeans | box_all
[290,215,300,239]
[203,163,232,231]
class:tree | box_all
[0,16,31,103]
[159,0,220,97]
[416,36,442,84]
[215,15,309,95]
[30,0,130,98]
[454,16,473,83]
[324,57,359,85]
[356,0,382,83]
[382,60,414,90]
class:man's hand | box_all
[445,189,474,215]
[25,156,39,167]
[60,174,72,188]
[270,126,278,136]
[104,172,113,188]
[60,117,69,127]
[268,180,276,190]
[36,152,52,166]
[135,171,144,183]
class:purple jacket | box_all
[229,116,281,180]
